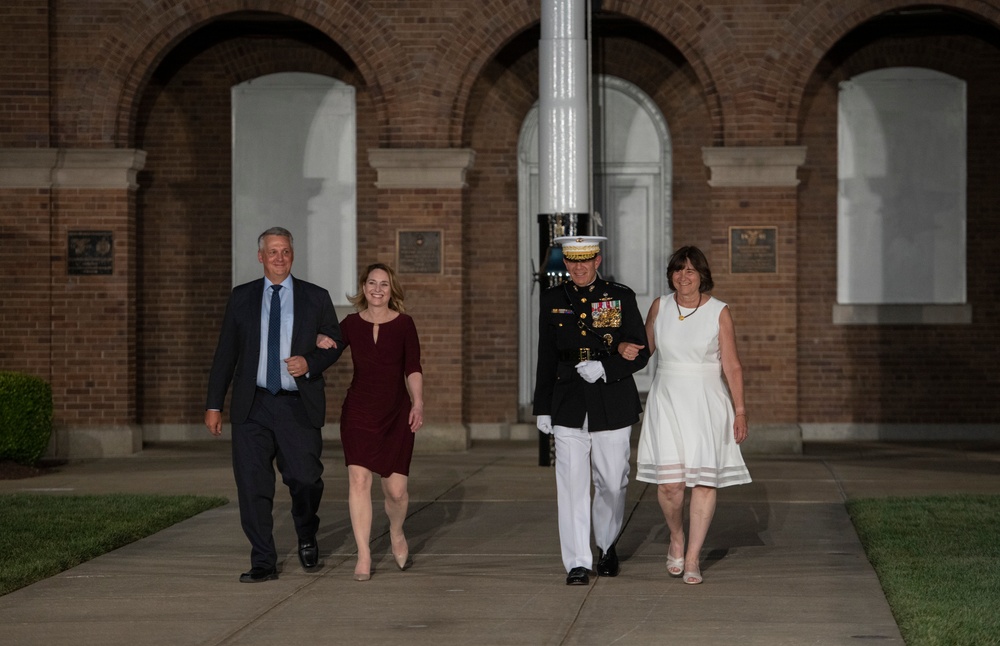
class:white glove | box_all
[575,360,606,383]
[536,415,553,435]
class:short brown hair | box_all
[666,245,714,293]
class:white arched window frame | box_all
[835,67,971,324]
[232,73,357,303]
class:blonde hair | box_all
[348,263,406,313]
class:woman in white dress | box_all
[618,246,750,584]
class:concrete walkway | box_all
[2,439,999,645]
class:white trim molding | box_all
[833,303,972,325]
[0,148,147,189]
[702,146,807,187]
[801,423,1000,442]
[368,148,475,189]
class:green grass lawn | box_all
[0,493,227,596]
[847,494,1000,646]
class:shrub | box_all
[0,372,53,465]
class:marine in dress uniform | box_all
[532,236,651,585]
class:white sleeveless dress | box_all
[635,295,751,487]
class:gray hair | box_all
[257,227,293,250]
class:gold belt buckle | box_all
[579,348,592,361]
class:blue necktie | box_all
[266,284,282,394]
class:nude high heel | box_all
[392,535,412,571]
[354,556,372,581]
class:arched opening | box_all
[517,75,672,414]
[133,15,361,439]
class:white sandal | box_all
[683,569,703,585]
[666,556,684,577]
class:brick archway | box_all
[775,0,1000,143]
[66,1,393,148]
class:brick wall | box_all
[0,190,52,374]
[376,189,465,424]
[50,190,136,427]
[0,1,49,147]
[462,29,537,424]
[709,189,800,422]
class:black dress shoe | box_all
[566,566,590,585]
[239,567,277,583]
[597,545,620,577]
[298,537,320,569]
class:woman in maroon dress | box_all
[321,263,423,581]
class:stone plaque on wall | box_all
[729,226,777,274]
[397,230,442,274]
[68,231,114,275]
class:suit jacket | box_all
[206,276,344,428]
[532,278,650,431]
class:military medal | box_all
[591,300,622,328]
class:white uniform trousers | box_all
[553,418,631,572]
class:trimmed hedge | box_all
[0,372,53,465]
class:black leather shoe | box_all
[298,537,320,569]
[597,545,620,577]
[239,567,277,583]
[566,566,590,585]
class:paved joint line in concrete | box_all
[818,458,850,502]
[214,576,320,645]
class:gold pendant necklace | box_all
[675,295,700,321]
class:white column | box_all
[539,0,589,215]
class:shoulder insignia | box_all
[608,280,635,294]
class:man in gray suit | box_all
[205,227,343,582]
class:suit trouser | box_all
[553,420,631,572]
[232,389,324,569]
